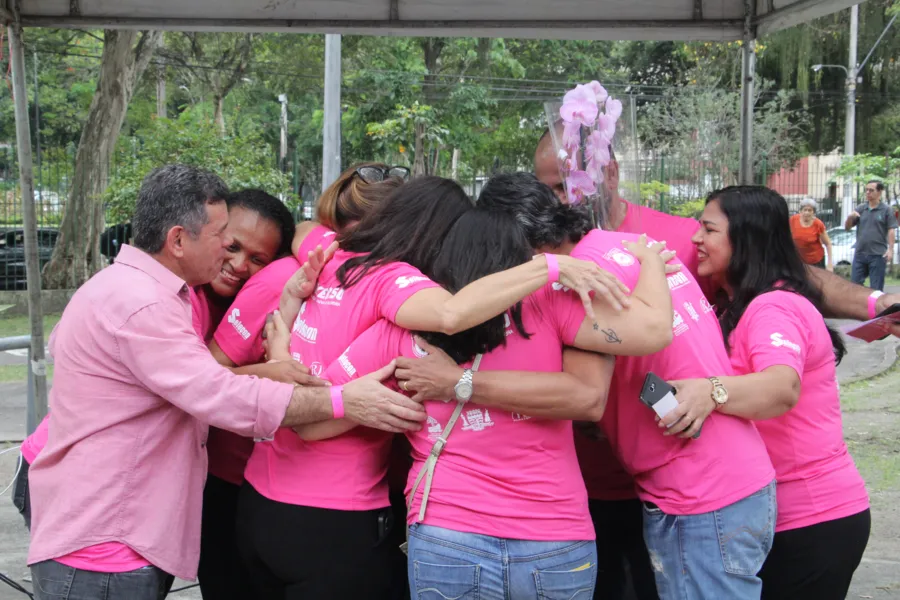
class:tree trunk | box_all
[42,30,161,289]
[156,67,167,119]
[451,147,460,180]
[214,95,226,135]
[413,122,427,178]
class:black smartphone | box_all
[640,372,701,439]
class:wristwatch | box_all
[454,368,474,403]
[708,376,729,408]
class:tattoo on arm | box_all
[600,328,622,344]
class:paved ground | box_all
[0,302,898,599]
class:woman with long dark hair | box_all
[277,206,674,599]
[238,176,672,600]
[470,173,777,600]
[660,185,869,600]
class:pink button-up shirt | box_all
[27,245,294,580]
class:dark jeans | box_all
[31,560,174,600]
[852,253,887,291]
[759,509,871,600]
[589,499,659,600]
[11,454,31,530]
[236,483,393,600]
[198,474,254,600]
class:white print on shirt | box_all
[701,298,715,314]
[426,416,442,441]
[673,310,690,337]
[683,302,700,322]
[603,248,636,267]
[338,351,357,377]
[461,409,495,432]
[228,308,251,340]
[395,275,430,289]
[770,333,801,354]
[292,314,318,344]
[324,231,336,238]
[309,362,324,377]
[667,271,690,292]
[412,339,429,357]
[504,313,514,337]
[291,352,303,363]
[315,285,344,307]
[511,412,532,422]
[551,282,572,292]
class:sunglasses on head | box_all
[355,165,410,184]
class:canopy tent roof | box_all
[14,0,860,41]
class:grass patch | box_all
[0,364,53,383]
[0,313,62,338]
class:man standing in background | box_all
[846,180,898,292]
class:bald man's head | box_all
[533,125,620,205]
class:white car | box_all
[826,226,899,266]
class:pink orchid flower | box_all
[560,85,598,126]
[595,114,616,142]
[585,130,611,173]
[561,120,583,156]
[566,170,597,204]
[606,98,623,121]
[588,81,609,103]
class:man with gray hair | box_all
[26,165,425,600]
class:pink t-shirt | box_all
[577,204,708,502]
[728,291,869,532]
[572,230,775,515]
[55,285,222,573]
[20,417,49,464]
[243,251,439,510]
[328,284,594,541]
[208,256,302,486]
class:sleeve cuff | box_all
[253,380,295,439]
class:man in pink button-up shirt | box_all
[27,165,426,600]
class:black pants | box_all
[11,455,31,530]
[198,474,254,600]
[590,498,660,600]
[236,483,393,600]
[759,509,871,600]
[387,490,411,600]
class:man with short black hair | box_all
[27,164,425,600]
[845,180,898,292]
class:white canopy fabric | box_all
[16,0,860,40]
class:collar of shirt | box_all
[115,245,188,296]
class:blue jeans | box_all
[407,523,597,599]
[642,481,776,600]
[31,560,174,600]
[851,253,887,291]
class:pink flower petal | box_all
[596,114,616,141]
[560,85,599,126]
[606,98,623,121]
[566,170,597,204]
[588,81,609,103]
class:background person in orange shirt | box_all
[790,198,833,271]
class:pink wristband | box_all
[545,254,560,284]
[330,385,345,419]
[868,291,884,320]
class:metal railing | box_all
[0,335,39,438]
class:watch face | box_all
[713,387,728,403]
[455,381,473,401]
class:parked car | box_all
[0,227,59,290]
[826,226,900,266]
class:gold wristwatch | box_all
[709,376,729,408]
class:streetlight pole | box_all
[846,4,858,158]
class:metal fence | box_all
[0,335,40,438]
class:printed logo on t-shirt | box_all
[511,412,532,422]
[412,339,429,357]
[291,352,302,363]
[503,313,514,337]
[315,285,344,307]
[309,361,324,377]
[426,416,442,441]
[461,409,495,432]
[292,315,319,344]
[228,308,251,340]
[673,310,689,336]
[683,302,700,322]
[603,248,636,267]
[338,351,357,376]
[770,333,801,354]
[667,271,691,292]
[551,282,572,292]
[395,275,430,289]
[324,231,336,238]
[701,298,715,314]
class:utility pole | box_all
[34,49,40,181]
[846,4,858,158]
[321,34,342,191]
[279,93,288,172]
